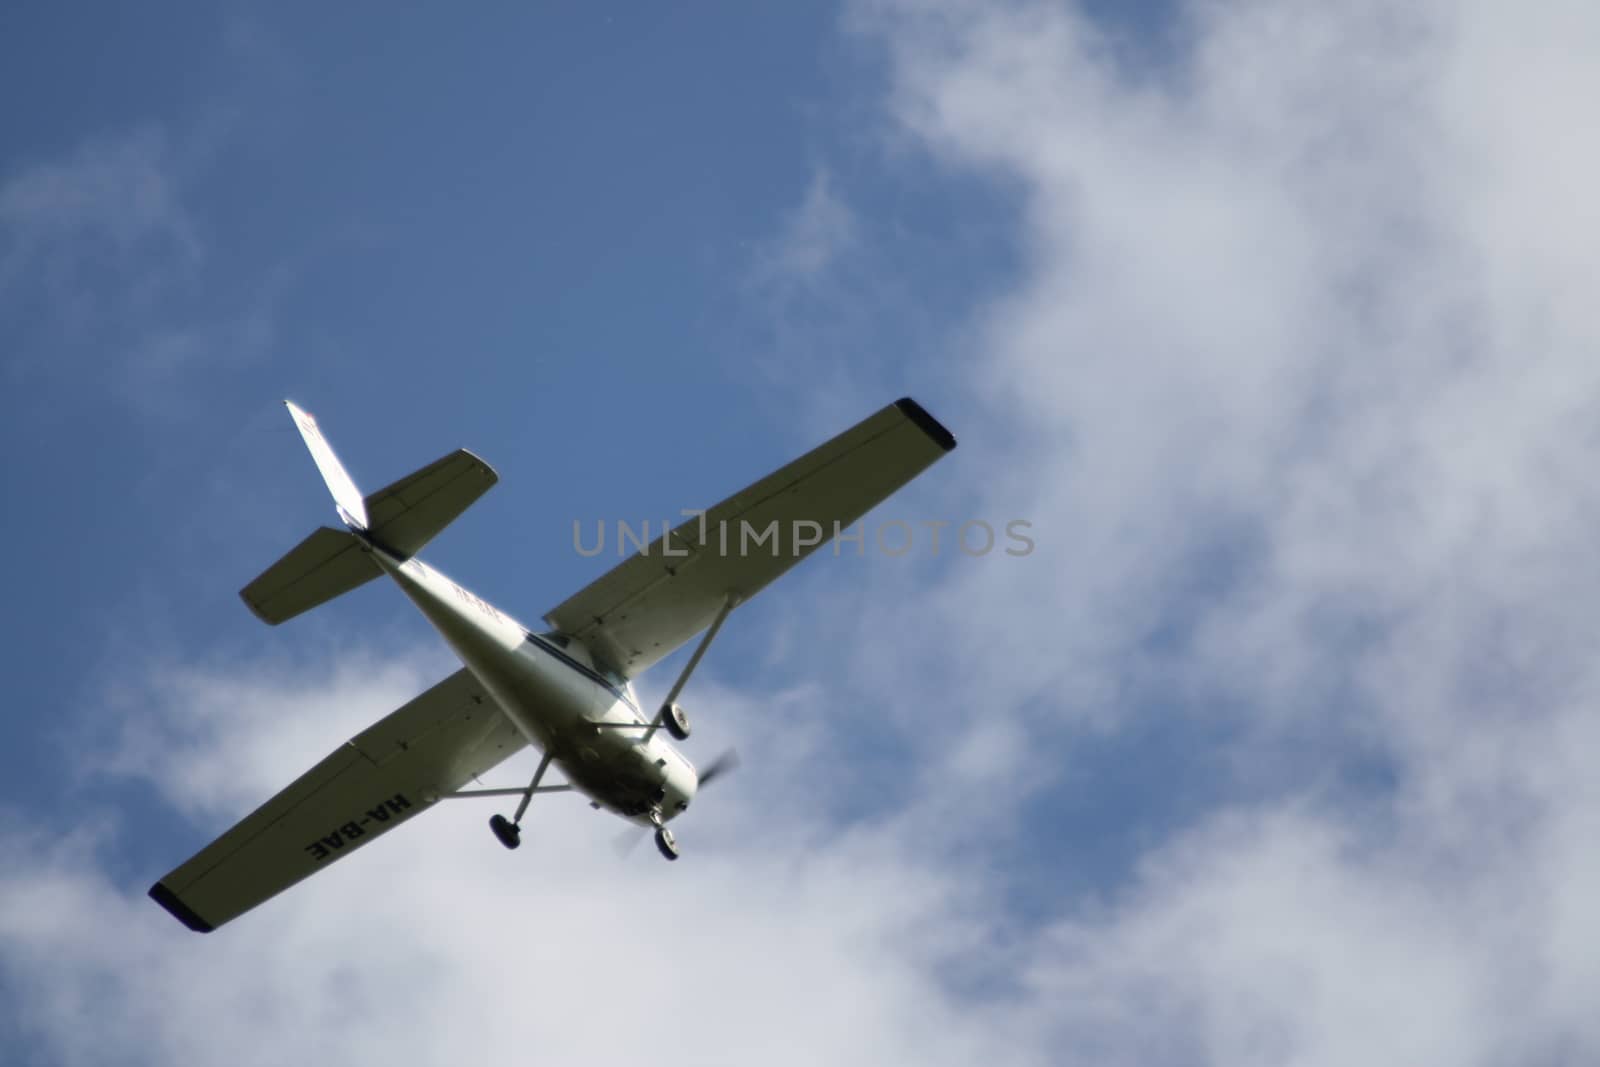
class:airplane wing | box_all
[544,397,956,678]
[148,668,526,933]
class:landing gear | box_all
[643,593,738,744]
[654,825,680,861]
[661,701,690,741]
[484,751,552,851]
[489,813,521,850]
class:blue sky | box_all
[6,3,1600,1065]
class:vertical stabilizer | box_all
[285,400,369,530]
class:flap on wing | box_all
[149,669,525,933]
[544,397,956,678]
[363,449,498,558]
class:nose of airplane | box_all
[662,750,698,817]
[662,747,737,819]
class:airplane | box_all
[148,397,957,933]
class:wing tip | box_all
[238,588,283,626]
[895,397,957,452]
[457,447,501,486]
[148,881,215,933]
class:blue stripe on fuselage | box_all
[523,631,640,714]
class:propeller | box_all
[696,747,742,787]
[612,826,648,857]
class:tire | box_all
[490,813,521,850]
[654,826,680,861]
[663,702,691,741]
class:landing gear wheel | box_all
[490,813,521,850]
[662,702,691,741]
[654,826,680,861]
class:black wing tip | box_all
[148,881,215,933]
[238,590,280,626]
[895,397,957,452]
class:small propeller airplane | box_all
[148,397,956,932]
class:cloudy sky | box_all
[4,1,1599,1063]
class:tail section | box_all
[240,527,380,624]
[286,400,369,530]
[240,402,500,625]
[360,447,498,557]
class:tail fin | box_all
[240,402,500,625]
[286,400,368,530]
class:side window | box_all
[597,669,637,708]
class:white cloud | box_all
[0,122,275,405]
[760,168,858,284]
[828,0,1600,1061]
[0,128,201,336]
[0,127,200,277]
[2,653,1034,1067]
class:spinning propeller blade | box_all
[613,826,648,857]
[697,748,741,787]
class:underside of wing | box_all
[543,397,956,678]
[148,668,525,933]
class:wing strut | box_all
[443,751,561,851]
[645,593,740,744]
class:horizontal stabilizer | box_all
[240,527,381,625]
[363,449,498,558]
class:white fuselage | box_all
[371,548,698,824]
